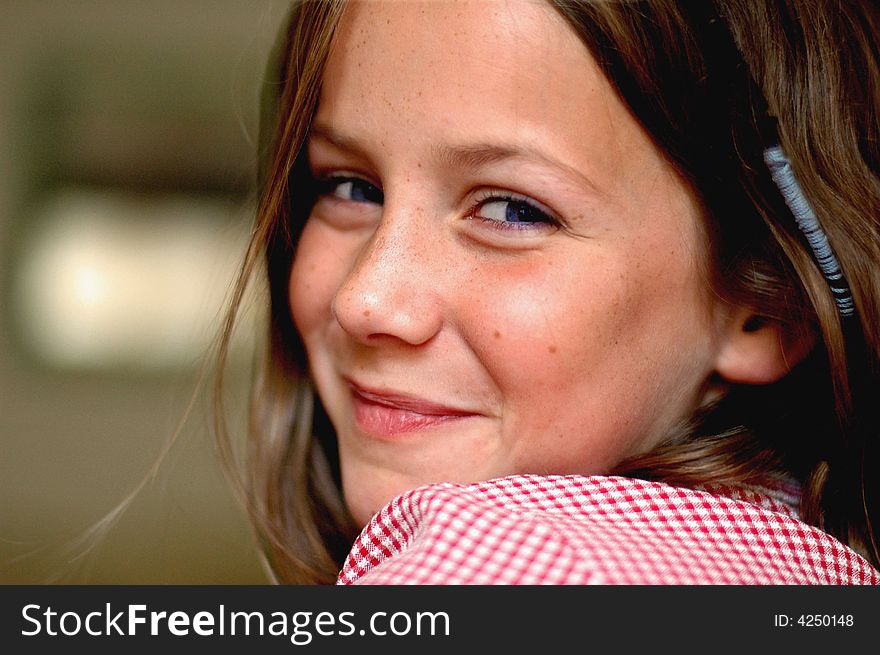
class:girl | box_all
[216,0,880,584]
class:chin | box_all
[342,476,409,528]
[340,459,490,527]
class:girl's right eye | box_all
[315,175,384,205]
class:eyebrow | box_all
[308,122,605,197]
[308,123,373,161]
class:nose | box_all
[331,204,444,346]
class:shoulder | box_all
[337,474,879,585]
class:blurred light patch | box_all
[14,188,255,370]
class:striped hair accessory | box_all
[763,145,855,318]
[695,3,857,321]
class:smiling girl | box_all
[216,0,880,584]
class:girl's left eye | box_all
[468,194,559,231]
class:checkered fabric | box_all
[337,475,879,584]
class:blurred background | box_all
[1,0,291,583]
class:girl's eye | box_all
[469,195,558,231]
[316,176,384,204]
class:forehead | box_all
[329,0,578,86]
[317,0,657,192]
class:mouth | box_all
[345,379,479,438]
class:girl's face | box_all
[290,0,728,525]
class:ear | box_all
[714,308,816,385]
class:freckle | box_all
[548,345,557,354]
[493,330,501,339]
[363,310,371,317]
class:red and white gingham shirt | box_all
[337,475,879,584]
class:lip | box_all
[345,378,479,438]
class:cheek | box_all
[458,254,623,419]
[457,241,712,471]
[464,249,627,372]
[289,220,348,339]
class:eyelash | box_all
[313,174,384,204]
[312,174,560,232]
[466,190,559,232]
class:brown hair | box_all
[215,0,880,584]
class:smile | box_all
[347,381,479,438]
